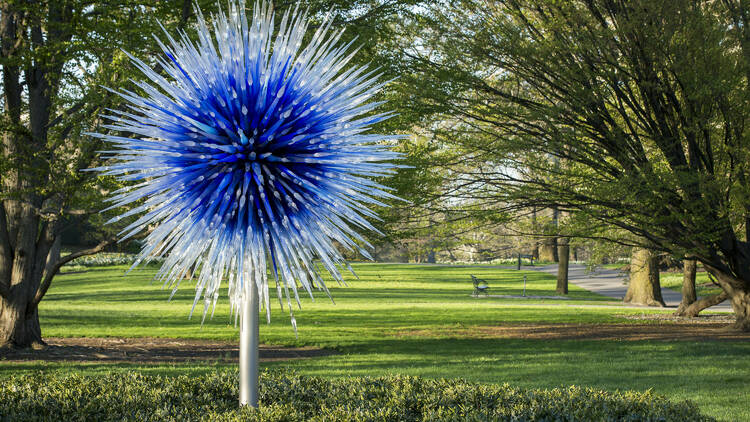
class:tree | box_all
[675,259,698,316]
[624,247,665,307]
[538,208,559,263]
[556,237,569,295]
[403,0,750,329]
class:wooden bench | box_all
[471,275,489,296]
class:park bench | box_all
[471,275,490,296]
[517,253,534,269]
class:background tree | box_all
[675,259,698,315]
[556,236,569,294]
[625,247,666,307]
[402,0,750,329]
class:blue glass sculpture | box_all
[91,1,401,333]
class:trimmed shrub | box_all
[0,370,713,421]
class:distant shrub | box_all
[63,253,163,268]
[0,370,712,421]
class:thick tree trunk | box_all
[624,247,666,306]
[0,294,43,349]
[729,290,750,331]
[0,198,46,349]
[0,236,111,348]
[675,259,697,316]
[539,237,558,262]
[703,264,750,330]
[717,280,750,331]
[0,204,46,349]
[556,238,569,294]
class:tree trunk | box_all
[539,237,558,262]
[0,198,47,349]
[729,290,750,331]
[675,259,697,316]
[541,207,560,263]
[556,238,569,294]
[0,294,43,349]
[0,203,46,349]
[703,266,750,331]
[624,247,666,306]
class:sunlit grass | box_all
[660,271,724,297]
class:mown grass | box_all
[1,263,747,421]
[661,271,724,297]
[33,263,627,345]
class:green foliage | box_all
[2,0,432,246]
[0,370,713,421]
[399,0,750,285]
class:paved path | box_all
[526,264,733,312]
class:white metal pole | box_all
[239,280,259,407]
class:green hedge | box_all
[0,370,713,421]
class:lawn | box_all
[2,263,748,421]
[661,270,724,297]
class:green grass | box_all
[33,263,626,345]
[661,271,724,297]
[2,263,747,421]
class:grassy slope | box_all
[2,263,747,421]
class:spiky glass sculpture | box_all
[92,1,400,332]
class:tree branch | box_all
[675,292,729,317]
[178,0,191,31]
[45,100,86,129]
[31,218,59,288]
[27,238,114,312]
